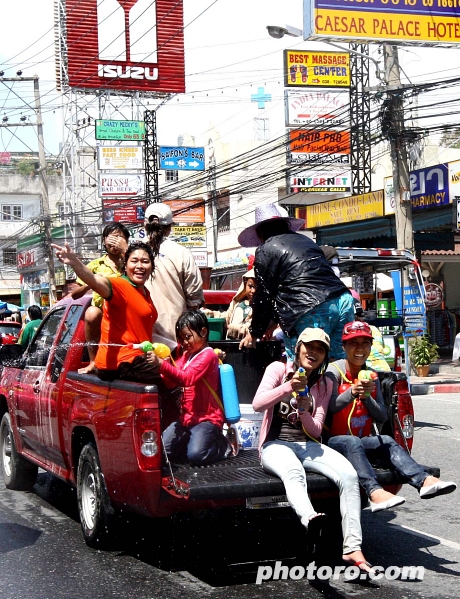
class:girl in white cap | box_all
[253,327,373,574]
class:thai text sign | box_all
[63,0,185,93]
[410,163,449,211]
[290,170,352,193]
[96,120,145,141]
[303,0,460,46]
[164,199,205,223]
[286,90,350,127]
[305,191,384,226]
[98,173,144,197]
[98,146,143,170]
[284,50,350,87]
[170,226,207,248]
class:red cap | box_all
[342,321,373,341]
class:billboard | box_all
[303,0,460,46]
[170,226,207,248]
[289,170,352,193]
[303,191,383,226]
[289,129,350,159]
[98,173,144,197]
[284,50,350,88]
[286,90,349,127]
[98,146,143,170]
[95,120,146,141]
[163,199,205,224]
[62,0,185,93]
[102,199,146,224]
[410,164,449,211]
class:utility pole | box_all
[0,75,57,304]
[382,46,414,252]
[33,76,57,305]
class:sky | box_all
[1,0,460,157]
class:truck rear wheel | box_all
[0,413,38,491]
[77,443,115,548]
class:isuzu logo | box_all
[98,65,158,80]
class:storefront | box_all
[17,227,68,310]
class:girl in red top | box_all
[150,310,231,465]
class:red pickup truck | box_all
[0,295,437,550]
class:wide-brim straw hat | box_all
[238,203,305,247]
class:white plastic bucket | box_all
[235,404,263,450]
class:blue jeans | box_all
[261,440,362,554]
[162,420,229,466]
[327,434,428,497]
[284,292,355,361]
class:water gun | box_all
[297,367,308,396]
[129,341,171,358]
[356,370,378,398]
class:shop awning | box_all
[314,206,453,249]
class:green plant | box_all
[409,334,439,367]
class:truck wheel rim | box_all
[2,427,12,478]
[81,464,97,529]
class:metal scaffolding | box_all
[349,43,372,195]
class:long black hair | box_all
[144,219,167,260]
[123,241,156,277]
[294,341,329,390]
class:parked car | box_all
[0,321,21,345]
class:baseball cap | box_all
[144,203,174,225]
[342,321,373,341]
[295,328,330,352]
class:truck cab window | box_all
[26,309,65,368]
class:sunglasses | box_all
[343,322,372,335]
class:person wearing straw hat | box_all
[238,203,354,360]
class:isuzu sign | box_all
[63,0,185,93]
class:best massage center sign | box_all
[303,0,460,46]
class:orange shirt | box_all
[95,276,157,371]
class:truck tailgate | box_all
[164,449,441,501]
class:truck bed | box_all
[165,449,440,501]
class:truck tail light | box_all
[393,379,414,452]
[133,409,162,470]
[394,340,403,372]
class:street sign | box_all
[97,146,143,170]
[159,146,205,171]
[95,120,146,141]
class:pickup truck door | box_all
[41,304,84,467]
[16,308,65,461]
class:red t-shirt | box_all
[95,277,157,371]
[160,346,224,428]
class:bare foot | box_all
[343,550,373,573]
[78,362,95,374]
[369,488,398,504]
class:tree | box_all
[439,128,460,149]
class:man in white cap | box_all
[238,203,354,360]
[144,203,204,349]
